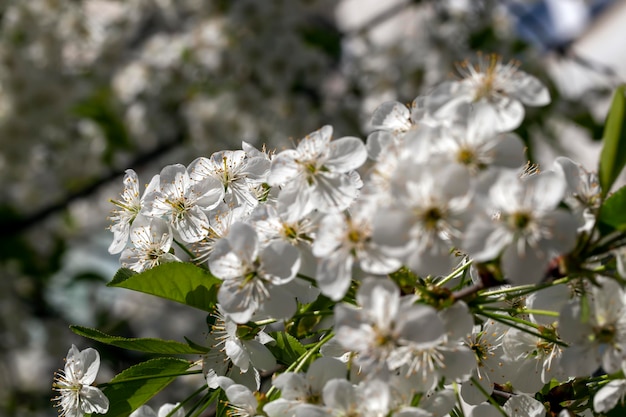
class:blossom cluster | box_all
[55,56,626,417]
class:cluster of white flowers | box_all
[55,56,626,417]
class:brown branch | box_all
[1,136,183,239]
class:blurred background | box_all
[1,0,625,415]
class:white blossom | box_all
[209,222,301,323]
[143,163,224,243]
[108,170,159,254]
[52,345,109,417]
[560,277,626,376]
[267,125,367,221]
[463,169,578,285]
[120,215,179,272]
[427,54,550,131]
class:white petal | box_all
[306,357,347,394]
[560,343,600,377]
[225,339,250,372]
[511,73,550,106]
[298,125,333,157]
[244,340,276,371]
[79,386,109,414]
[501,242,549,285]
[506,355,544,393]
[310,173,359,213]
[468,403,502,417]
[527,171,566,212]
[371,209,414,252]
[218,281,257,324]
[399,304,445,344]
[490,133,526,169]
[312,213,347,257]
[73,347,101,385]
[159,164,189,200]
[243,156,271,182]
[260,241,300,284]
[404,236,456,278]
[268,150,301,186]
[263,399,300,417]
[366,130,396,161]
[209,239,246,280]
[594,380,626,413]
[460,370,493,405]
[419,389,456,417]
[440,302,473,341]
[322,379,356,411]
[527,283,569,326]
[316,249,353,302]
[262,285,297,320]
[483,97,525,132]
[226,384,257,409]
[503,394,546,417]
[273,373,309,399]
[226,222,259,264]
[130,405,157,417]
[463,218,510,262]
[174,206,209,243]
[439,347,476,382]
[276,181,315,223]
[357,278,400,322]
[370,101,411,132]
[158,403,184,417]
[191,176,225,210]
[326,136,367,173]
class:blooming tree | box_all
[51,54,626,417]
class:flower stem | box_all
[163,384,208,417]
[266,331,334,399]
[477,310,567,347]
[479,306,559,317]
[437,259,473,287]
[470,376,509,417]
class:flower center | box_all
[457,148,476,166]
[421,207,443,230]
[593,324,616,344]
[508,211,532,232]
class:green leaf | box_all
[599,85,626,197]
[598,185,626,231]
[267,331,307,366]
[70,325,209,354]
[108,263,221,312]
[184,336,212,354]
[97,357,192,417]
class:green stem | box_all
[452,382,466,417]
[586,230,626,255]
[189,389,221,417]
[479,277,570,298]
[293,310,335,318]
[477,310,567,347]
[470,377,509,417]
[174,239,204,265]
[164,384,208,417]
[479,306,559,317]
[437,260,473,287]
[296,273,316,284]
[266,331,334,398]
